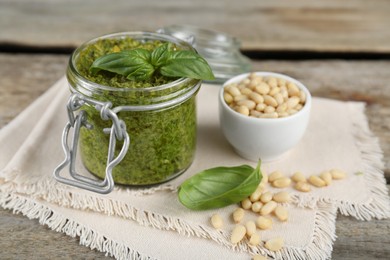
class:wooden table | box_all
[0,1,389,259]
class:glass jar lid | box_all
[157,25,252,84]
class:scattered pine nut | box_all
[252,255,268,260]
[251,201,263,213]
[273,191,290,203]
[249,233,261,246]
[265,237,284,251]
[245,221,257,237]
[260,201,278,216]
[272,177,291,188]
[295,181,311,192]
[330,169,347,180]
[274,205,289,222]
[231,225,247,244]
[308,175,326,187]
[210,214,223,229]
[241,198,252,210]
[320,171,332,186]
[269,171,284,182]
[260,191,273,203]
[256,216,273,230]
[233,208,245,223]
[291,172,306,183]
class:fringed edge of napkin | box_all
[1,176,337,260]
[0,192,157,260]
[290,102,390,221]
[341,102,390,220]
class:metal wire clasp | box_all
[53,93,130,194]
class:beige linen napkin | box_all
[1,77,389,259]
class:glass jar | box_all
[158,25,252,83]
[60,32,201,190]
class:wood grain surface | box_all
[1,0,390,53]
[0,54,389,259]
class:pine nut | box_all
[272,177,291,188]
[250,110,262,117]
[274,205,288,221]
[234,94,248,102]
[226,85,241,96]
[287,96,300,109]
[259,112,278,119]
[264,105,276,113]
[320,171,332,186]
[255,103,266,112]
[274,93,284,105]
[260,191,273,203]
[273,191,290,203]
[210,214,223,229]
[223,92,233,104]
[251,201,263,213]
[250,186,263,202]
[236,105,249,116]
[249,233,261,246]
[295,181,311,192]
[276,102,287,113]
[287,82,300,96]
[255,82,270,95]
[268,77,278,88]
[249,92,264,104]
[265,237,284,251]
[269,86,280,96]
[237,100,256,110]
[231,225,247,244]
[330,169,346,180]
[241,198,252,210]
[308,175,326,187]
[291,172,306,182]
[260,201,277,215]
[241,87,252,95]
[256,216,273,230]
[299,90,306,103]
[252,255,267,260]
[233,208,245,223]
[269,171,283,182]
[245,221,257,237]
[264,95,278,107]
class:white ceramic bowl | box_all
[219,72,312,162]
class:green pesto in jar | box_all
[73,36,198,186]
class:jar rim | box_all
[68,31,197,93]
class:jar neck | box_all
[66,32,201,107]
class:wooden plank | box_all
[0,0,389,52]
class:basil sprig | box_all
[178,160,262,210]
[90,43,215,81]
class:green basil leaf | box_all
[90,49,154,80]
[178,160,262,210]
[159,50,215,80]
[150,43,171,67]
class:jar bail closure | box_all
[53,93,130,194]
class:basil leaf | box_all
[150,43,170,67]
[159,51,215,80]
[178,160,262,210]
[90,49,154,80]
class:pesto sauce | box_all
[74,37,198,185]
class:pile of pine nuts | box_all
[210,168,347,260]
[223,73,306,118]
